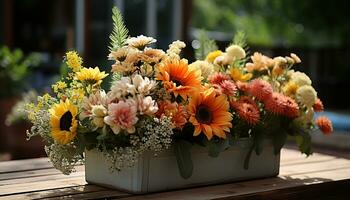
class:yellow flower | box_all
[205,50,223,63]
[75,67,108,86]
[49,99,78,145]
[70,88,85,102]
[66,51,83,72]
[52,81,67,93]
[230,67,252,82]
[283,81,299,96]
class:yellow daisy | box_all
[75,67,108,86]
[230,67,252,82]
[49,99,78,145]
[205,50,223,63]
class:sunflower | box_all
[188,89,232,140]
[156,59,202,99]
[49,99,78,145]
[75,67,108,86]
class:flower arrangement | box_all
[25,7,332,178]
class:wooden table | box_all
[0,148,349,200]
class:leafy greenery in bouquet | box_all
[25,7,332,178]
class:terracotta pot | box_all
[0,97,46,160]
[0,97,17,155]
[6,121,46,159]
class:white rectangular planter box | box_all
[85,139,280,193]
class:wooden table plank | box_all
[0,185,111,200]
[0,148,349,200]
[0,157,52,173]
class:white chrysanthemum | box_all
[127,35,156,49]
[132,74,157,95]
[225,45,246,60]
[166,40,186,59]
[290,71,312,86]
[110,77,136,100]
[296,85,317,107]
[189,60,214,79]
[136,95,158,116]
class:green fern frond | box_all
[109,7,129,51]
[195,30,218,60]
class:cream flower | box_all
[225,45,246,60]
[127,35,156,50]
[290,71,312,86]
[110,77,136,100]
[213,53,232,66]
[104,99,138,134]
[91,105,108,127]
[132,74,157,95]
[166,40,186,59]
[291,53,301,63]
[137,95,158,116]
[189,60,214,79]
[296,85,317,107]
[80,90,109,119]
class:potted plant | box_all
[24,7,333,193]
[0,46,41,157]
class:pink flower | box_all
[264,92,286,115]
[236,81,250,92]
[208,72,231,85]
[231,97,260,125]
[104,99,138,134]
[136,95,158,116]
[248,79,273,101]
[284,96,299,118]
[219,80,237,96]
[264,92,299,118]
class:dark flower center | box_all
[196,105,212,124]
[60,111,73,131]
[172,79,183,86]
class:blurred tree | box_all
[192,0,350,47]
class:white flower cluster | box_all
[132,117,174,153]
[103,117,174,172]
[26,109,51,142]
[103,147,140,172]
[45,143,84,175]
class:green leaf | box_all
[272,131,288,155]
[194,30,218,60]
[295,133,313,156]
[208,138,230,158]
[254,132,264,156]
[174,140,193,179]
[109,7,129,51]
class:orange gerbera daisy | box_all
[188,89,232,140]
[156,59,202,99]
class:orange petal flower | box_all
[315,116,333,135]
[248,79,273,101]
[188,89,232,140]
[231,97,260,125]
[313,98,324,112]
[156,59,202,99]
